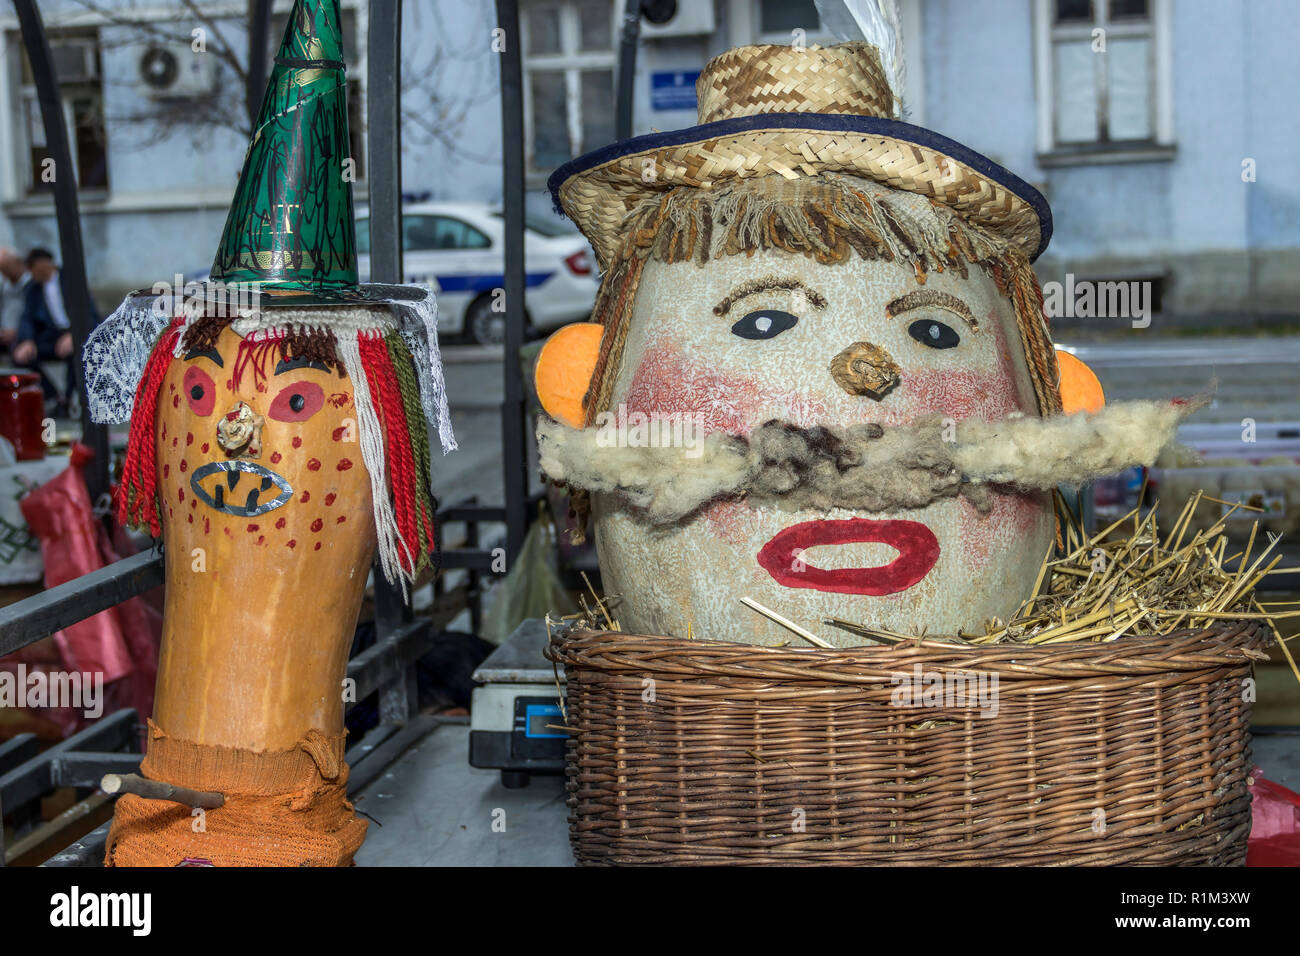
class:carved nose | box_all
[830,341,900,398]
[216,401,266,459]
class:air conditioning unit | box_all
[136,43,217,99]
[640,2,716,38]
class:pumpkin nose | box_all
[216,400,266,459]
[830,341,900,398]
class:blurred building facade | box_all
[0,0,1294,318]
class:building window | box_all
[521,0,617,176]
[1034,0,1174,163]
[17,30,109,193]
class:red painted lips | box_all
[757,518,941,595]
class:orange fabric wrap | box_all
[105,720,367,867]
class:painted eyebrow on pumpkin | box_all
[885,290,979,331]
[712,276,828,316]
[183,347,224,367]
[274,355,332,375]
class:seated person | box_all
[12,248,83,413]
[0,247,28,353]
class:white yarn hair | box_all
[333,329,413,596]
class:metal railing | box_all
[0,0,532,865]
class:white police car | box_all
[357,201,599,345]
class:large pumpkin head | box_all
[557,175,1060,645]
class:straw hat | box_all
[548,42,1051,268]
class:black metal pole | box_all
[615,0,641,140]
[367,0,412,631]
[495,0,529,564]
[13,0,108,501]
[247,0,273,127]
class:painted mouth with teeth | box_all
[190,460,294,517]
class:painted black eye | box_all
[190,384,204,400]
[731,309,797,340]
[289,393,306,412]
[907,318,960,349]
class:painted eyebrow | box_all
[712,276,828,316]
[183,347,224,367]
[886,290,979,331]
[274,355,332,375]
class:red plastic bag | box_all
[1247,766,1300,866]
[7,443,161,736]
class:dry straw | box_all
[826,491,1300,688]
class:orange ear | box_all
[535,323,604,427]
[1055,348,1105,415]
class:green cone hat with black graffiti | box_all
[211,0,357,293]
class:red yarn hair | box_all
[117,319,185,536]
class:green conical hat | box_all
[210,0,357,294]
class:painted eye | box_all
[183,366,215,416]
[269,381,324,422]
[907,318,961,349]
[731,309,798,340]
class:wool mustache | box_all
[537,396,1205,524]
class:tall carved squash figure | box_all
[82,0,454,866]
[536,39,1194,646]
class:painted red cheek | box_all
[307,459,321,471]
[292,437,302,449]
[324,493,336,506]
[337,459,353,471]
[269,381,325,422]
[182,366,216,416]
[903,367,1022,423]
[625,340,827,435]
[270,452,282,464]
[311,518,323,533]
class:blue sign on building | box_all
[650,71,700,112]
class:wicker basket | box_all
[546,621,1269,866]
